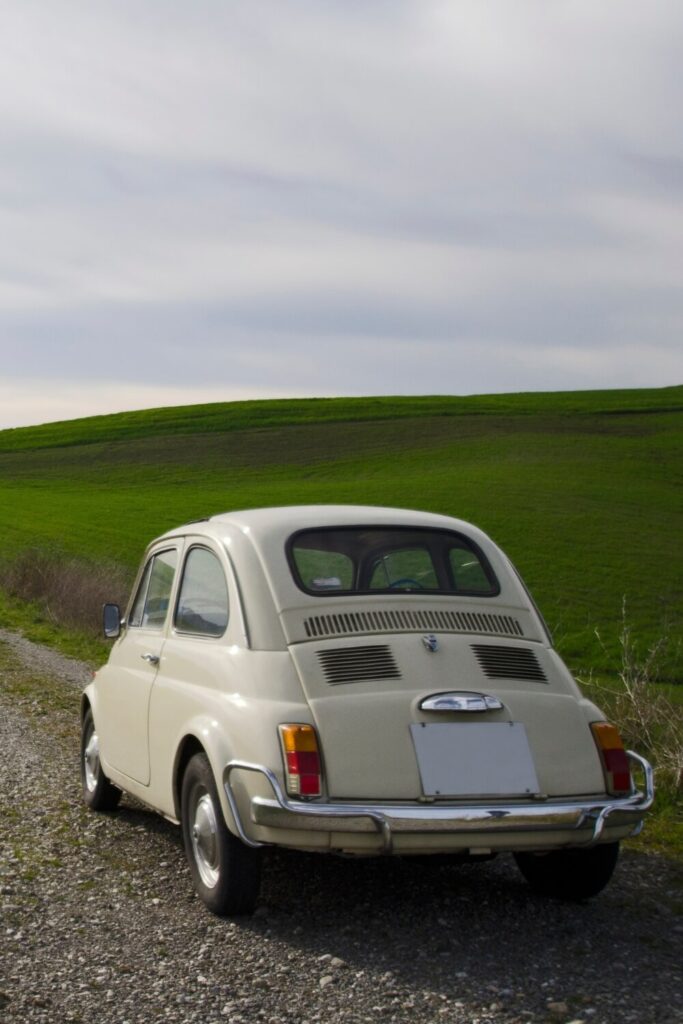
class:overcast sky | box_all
[1,1,682,428]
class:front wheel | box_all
[514,841,620,901]
[181,752,262,916]
[80,708,121,811]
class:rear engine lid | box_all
[288,633,605,801]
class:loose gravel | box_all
[0,632,681,1024]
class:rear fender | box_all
[172,715,252,835]
[172,703,314,840]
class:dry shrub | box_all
[581,608,683,801]
[1,548,132,635]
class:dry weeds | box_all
[0,547,130,636]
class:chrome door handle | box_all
[141,653,160,666]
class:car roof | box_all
[210,504,478,535]
[159,504,495,558]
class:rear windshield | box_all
[288,527,499,597]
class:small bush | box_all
[0,548,131,636]
[580,608,683,801]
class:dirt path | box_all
[0,631,682,1024]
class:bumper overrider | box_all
[224,751,654,854]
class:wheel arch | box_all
[81,683,97,723]
[173,734,206,821]
[171,724,251,839]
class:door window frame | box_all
[173,544,230,639]
[126,546,180,631]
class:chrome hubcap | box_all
[84,729,100,793]
[191,791,220,889]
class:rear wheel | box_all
[181,752,262,916]
[515,841,620,900]
[81,708,121,811]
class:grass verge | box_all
[0,547,132,666]
[0,589,112,667]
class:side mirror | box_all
[103,603,122,639]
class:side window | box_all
[174,547,229,637]
[128,549,178,629]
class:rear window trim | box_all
[286,524,501,598]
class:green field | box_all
[0,386,681,682]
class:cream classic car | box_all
[81,505,653,915]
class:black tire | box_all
[181,752,262,916]
[514,841,620,901]
[81,708,121,811]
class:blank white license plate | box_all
[410,722,540,797]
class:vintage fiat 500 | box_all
[81,505,653,915]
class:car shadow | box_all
[251,845,681,1011]
[110,797,681,1016]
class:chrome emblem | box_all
[421,634,439,653]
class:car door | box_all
[146,542,235,807]
[98,545,180,785]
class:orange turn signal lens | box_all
[279,724,322,797]
[591,722,631,795]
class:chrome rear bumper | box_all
[224,750,654,854]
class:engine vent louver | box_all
[304,608,524,640]
[471,644,547,683]
[318,645,401,686]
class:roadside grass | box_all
[0,589,110,666]
[578,616,682,850]
[0,641,82,718]
[580,617,682,793]
[633,806,683,860]
[0,545,131,636]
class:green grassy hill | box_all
[0,386,681,682]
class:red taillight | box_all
[279,724,322,797]
[591,722,631,795]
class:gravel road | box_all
[1,631,681,1024]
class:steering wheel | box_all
[388,577,424,590]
